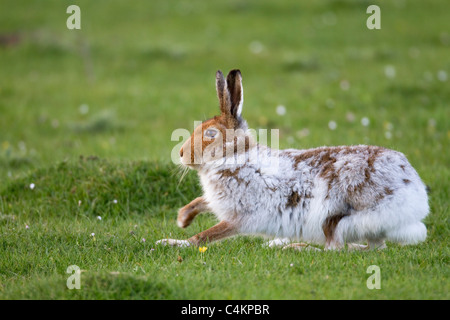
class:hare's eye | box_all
[204,128,218,139]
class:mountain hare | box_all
[157,69,429,251]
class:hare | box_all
[156,69,429,251]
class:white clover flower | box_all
[29,183,35,190]
[361,117,370,127]
[79,104,89,114]
[90,233,95,237]
[437,70,447,82]
[276,105,286,116]
[249,41,263,54]
[113,199,118,204]
[384,65,396,79]
[97,216,102,221]
[328,121,337,130]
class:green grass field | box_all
[0,0,448,299]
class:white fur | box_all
[199,141,429,247]
[171,70,429,249]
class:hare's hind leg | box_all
[323,213,348,251]
[177,197,210,228]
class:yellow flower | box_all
[199,246,207,253]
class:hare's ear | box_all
[216,70,232,116]
[226,69,243,118]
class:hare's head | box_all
[179,69,252,169]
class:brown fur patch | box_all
[218,167,245,184]
[403,179,411,185]
[286,191,302,208]
[323,213,349,244]
[384,187,394,195]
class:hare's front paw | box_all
[155,239,191,247]
[177,206,197,228]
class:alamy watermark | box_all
[366,5,381,30]
[366,265,381,289]
[66,265,81,289]
[66,5,81,30]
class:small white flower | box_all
[249,41,263,54]
[290,263,294,267]
[328,120,337,130]
[276,105,286,116]
[29,183,35,190]
[142,238,146,243]
[97,216,102,221]
[437,70,447,82]
[78,200,82,206]
[91,233,95,237]
[361,117,370,127]
[384,65,396,79]
[79,104,89,115]
[113,199,118,204]
[25,224,29,229]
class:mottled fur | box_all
[157,70,429,250]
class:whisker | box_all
[178,166,190,186]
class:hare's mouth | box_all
[180,156,200,169]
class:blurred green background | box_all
[1,0,448,181]
[0,0,448,300]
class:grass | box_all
[0,0,449,299]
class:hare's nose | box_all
[180,148,184,157]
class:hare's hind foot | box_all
[347,240,387,251]
[282,243,322,252]
[262,238,291,248]
[263,238,321,251]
